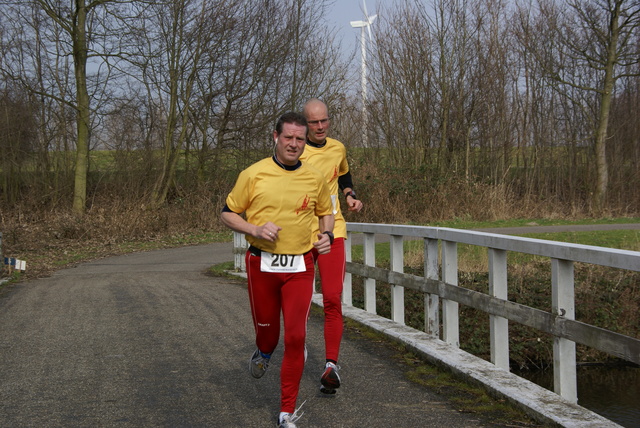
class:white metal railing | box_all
[232,224,640,404]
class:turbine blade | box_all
[363,0,369,18]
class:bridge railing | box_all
[233,224,640,404]
[343,223,640,404]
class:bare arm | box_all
[220,211,281,243]
[319,213,334,235]
[343,188,364,212]
[313,213,335,254]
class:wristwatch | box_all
[322,231,335,245]
[345,190,356,199]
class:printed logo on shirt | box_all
[295,194,311,215]
[330,165,338,182]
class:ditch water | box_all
[515,365,640,428]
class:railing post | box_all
[390,235,405,324]
[552,258,577,403]
[424,238,440,337]
[343,231,353,306]
[233,232,248,272]
[364,232,376,314]
[489,248,509,370]
[442,240,459,347]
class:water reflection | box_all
[578,366,640,428]
[516,366,640,428]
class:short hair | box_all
[275,111,307,134]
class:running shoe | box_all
[277,402,305,428]
[249,349,270,379]
[277,413,298,428]
[320,361,341,394]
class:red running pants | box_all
[246,250,314,413]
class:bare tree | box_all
[116,0,348,206]
[369,1,437,166]
[0,0,355,216]
[469,0,517,185]
[0,84,38,204]
[1,2,75,206]
[524,0,640,213]
[0,0,132,215]
[129,0,222,207]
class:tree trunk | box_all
[72,0,90,216]
[592,3,621,214]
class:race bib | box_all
[260,252,306,273]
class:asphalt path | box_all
[0,243,489,427]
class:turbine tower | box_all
[350,0,376,148]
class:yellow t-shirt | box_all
[299,137,349,238]
[226,157,333,255]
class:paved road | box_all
[0,243,494,427]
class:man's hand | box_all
[313,232,332,254]
[255,222,282,242]
[346,196,363,212]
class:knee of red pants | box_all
[323,291,343,313]
[255,325,280,354]
[284,327,306,350]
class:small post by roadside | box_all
[0,233,27,277]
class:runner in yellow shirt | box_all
[221,112,335,428]
[300,99,364,394]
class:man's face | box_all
[273,122,307,166]
[305,103,330,144]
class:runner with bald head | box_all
[300,98,364,395]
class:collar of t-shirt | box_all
[272,155,301,171]
[306,138,327,148]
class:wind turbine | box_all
[350,0,376,148]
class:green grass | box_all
[349,219,640,268]
[425,216,640,229]
[207,261,237,278]
[520,229,640,250]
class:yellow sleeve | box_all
[315,175,334,217]
[225,168,251,213]
[339,144,349,176]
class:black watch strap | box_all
[345,190,356,199]
[322,231,335,245]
